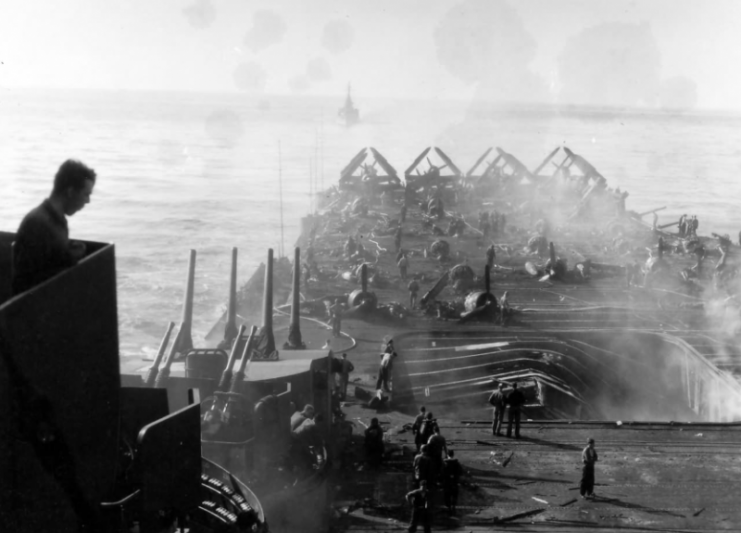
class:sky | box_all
[1,0,741,110]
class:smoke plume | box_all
[244,10,287,53]
[557,22,661,108]
[433,0,548,104]
[321,19,355,55]
[182,0,216,29]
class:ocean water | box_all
[2,88,741,357]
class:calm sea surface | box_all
[2,88,741,356]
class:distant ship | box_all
[337,83,360,127]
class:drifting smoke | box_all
[306,57,332,83]
[557,22,661,108]
[233,62,268,93]
[182,0,216,29]
[288,74,310,94]
[659,76,698,112]
[321,19,355,55]
[433,0,548,105]
[244,10,287,53]
[204,110,244,146]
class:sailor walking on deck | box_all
[506,382,526,439]
[488,382,506,436]
[405,480,431,533]
[580,438,598,499]
[408,278,420,309]
[412,406,426,451]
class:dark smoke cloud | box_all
[433,0,548,104]
[233,62,268,93]
[659,76,698,112]
[557,22,661,108]
[288,74,310,94]
[321,19,354,55]
[204,110,244,146]
[182,0,216,29]
[306,57,332,82]
[244,10,287,53]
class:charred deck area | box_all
[331,409,741,532]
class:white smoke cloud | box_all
[433,0,548,104]
[233,62,267,93]
[321,19,354,55]
[306,57,332,83]
[182,0,216,29]
[557,22,661,108]
[244,10,287,53]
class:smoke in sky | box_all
[233,62,268,93]
[557,22,661,108]
[321,19,355,55]
[288,74,310,94]
[433,0,548,104]
[306,57,332,83]
[182,0,216,29]
[244,10,287,53]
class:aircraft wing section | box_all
[370,147,400,184]
[405,147,431,176]
[434,147,463,177]
[466,148,493,177]
[340,148,368,181]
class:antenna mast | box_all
[278,141,285,258]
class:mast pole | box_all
[278,140,285,258]
[314,128,319,211]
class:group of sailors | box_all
[406,406,463,531]
[678,214,699,238]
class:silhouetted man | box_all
[506,382,526,439]
[442,450,462,515]
[488,382,506,436]
[405,480,431,533]
[13,159,96,295]
[364,417,384,467]
[580,437,598,499]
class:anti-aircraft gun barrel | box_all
[153,321,185,389]
[143,321,175,387]
[230,325,258,393]
[216,324,247,392]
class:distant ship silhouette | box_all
[338,83,360,127]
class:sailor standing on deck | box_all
[580,438,598,499]
[12,159,96,295]
[506,383,526,439]
[488,382,506,436]
[408,278,420,309]
[338,353,354,400]
[398,253,409,281]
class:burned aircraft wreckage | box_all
[3,144,741,532]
